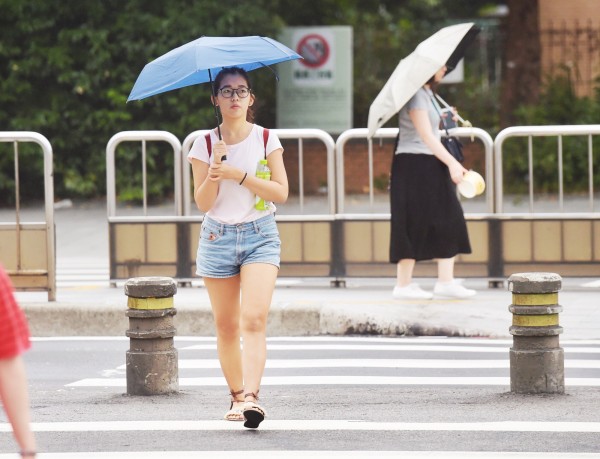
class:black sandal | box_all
[242,391,266,429]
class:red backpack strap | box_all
[205,133,212,158]
[262,128,269,159]
[206,129,267,159]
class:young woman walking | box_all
[188,67,288,429]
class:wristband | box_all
[239,172,248,185]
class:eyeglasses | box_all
[218,87,251,98]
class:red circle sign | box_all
[297,34,330,68]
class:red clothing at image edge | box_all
[0,265,31,359]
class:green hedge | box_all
[502,70,600,194]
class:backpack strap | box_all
[262,128,269,159]
[205,133,212,158]
[206,128,269,159]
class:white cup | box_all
[458,170,485,198]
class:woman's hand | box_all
[207,161,243,183]
[441,107,459,128]
[450,107,460,126]
[212,140,227,163]
[448,161,468,185]
[410,108,466,181]
[207,140,243,183]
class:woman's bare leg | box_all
[0,356,36,454]
[396,258,416,287]
[239,263,278,395]
[203,276,243,395]
[437,257,455,283]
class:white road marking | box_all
[1,420,600,433]
[581,279,600,288]
[58,337,599,388]
[0,452,598,459]
[114,358,600,370]
[31,337,129,341]
[29,336,600,345]
[182,344,600,353]
[65,376,600,388]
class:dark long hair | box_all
[213,67,255,122]
[426,73,440,92]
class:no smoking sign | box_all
[297,34,330,68]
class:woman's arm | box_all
[191,159,219,212]
[241,148,289,203]
[409,108,466,184]
[193,145,289,208]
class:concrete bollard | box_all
[124,277,179,395]
[508,272,564,394]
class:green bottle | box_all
[255,159,271,211]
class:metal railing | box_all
[335,127,495,214]
[102,124,600,285]
[0,132,55,300]
[494,125,600,213]
[106,131,183,218]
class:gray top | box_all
[395,87,440,155]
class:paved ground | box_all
[3,336,600,457]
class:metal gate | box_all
[0,132,55,300]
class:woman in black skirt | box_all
[390,65,475,300]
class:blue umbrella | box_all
[128,35,301,139]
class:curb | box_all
[21,300,508,338]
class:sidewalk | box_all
[16,276,600,339]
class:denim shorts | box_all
[196,214,281,278]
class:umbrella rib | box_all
[258,62,280,81]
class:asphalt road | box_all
[1,336,599,457]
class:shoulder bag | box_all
[430,94,464,163]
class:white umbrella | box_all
[367,23,479,139]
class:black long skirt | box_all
[389,153,471,263]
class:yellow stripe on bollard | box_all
[127,297,174,310]
[512,314,559,327]
[512,293,558,306]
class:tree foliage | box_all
[0,0,497,204]
[503,68,600,194]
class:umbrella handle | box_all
[459,119,475,142]
[208,69,223,140]
[213,104,222,140]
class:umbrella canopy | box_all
[367,23,480,138]
[127,35,302,101]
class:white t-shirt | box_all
[187,124,283,224]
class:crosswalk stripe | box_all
[63,337,600,388]
[1,452,598,459]
[182,344,600,353]
[29,336,600,345]
[114,359,600,369]
[65,376,600,387]
[1,420,600,433]
[55,263,109,286]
